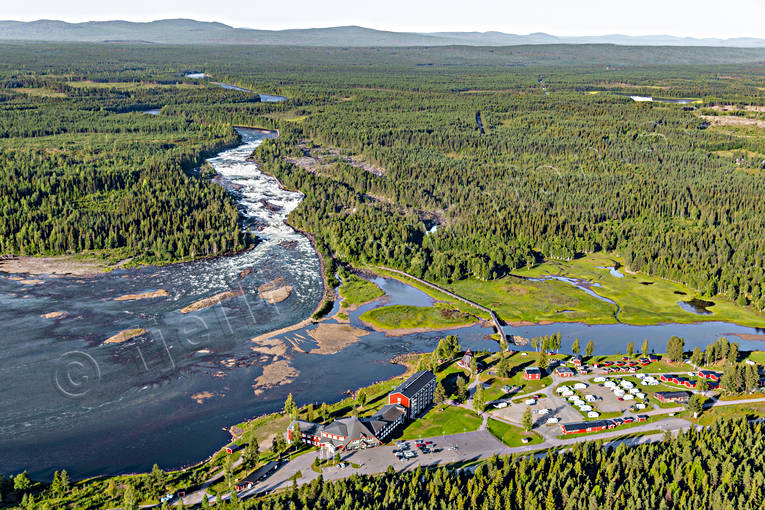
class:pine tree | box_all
[284,393,297,418]
[123,484,138,510]
[691,347,703,367]
[434,380,446,404]
[473,383,485,414]
[522,407,533,432]
[456,376,468,403]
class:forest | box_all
[8,418,762,509]
[240,419,765,510]
[1,42,764,291]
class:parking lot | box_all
[392,439,444,461]
[493,394,581,427]
[584,382,635,413]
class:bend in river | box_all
[1,130,765,479]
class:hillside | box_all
[1,19,764,47]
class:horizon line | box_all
[0,18,763,41]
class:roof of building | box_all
[561,420,612,431]
[556,366,575,373]
[323,416,375,441]
[391,370,436,399]
[290,419,323,436]
[525,366,541,374]
[655,391,690,399]
[243,460,279,484]
[363,404,406,436]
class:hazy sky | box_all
[5,0,764,38]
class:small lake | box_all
[614,92,699,104]
[211,82,287,103]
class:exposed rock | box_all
[258,277,293,303]
[190,391,222,404]
[104,328,148,344]
[41,311,66,319]
[252,360,299,396]
[180,290,244,313]
[114,289,169,301]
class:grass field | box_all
[448,253,765,327]
[486,419,542,447]
[368,266,490,319]
[692,401,765,426]
[338,274,385,307]
[359,303,476,330]
[397,404,482,440]
[478,352,555,401]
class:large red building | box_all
[388,370,437,418]
[288,370,437,451]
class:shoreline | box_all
[358,317,483,337]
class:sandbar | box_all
[306,323,367,354]
[180,290,244,313]
[114,289,169,301]
[104,328,148,344]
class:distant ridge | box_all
[0,19,764,47]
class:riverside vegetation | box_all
[2,42,765,507]
[1,44,764,318]
[8,332,765,509]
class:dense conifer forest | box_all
[243,419,765,510]
[8,418,763,509]
[1,43,764,297]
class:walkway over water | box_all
[378,266,509,347]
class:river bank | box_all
[0,128,327,479]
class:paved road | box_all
[236,416,693,500]
[180,369,765,505]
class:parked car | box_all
[494,402,508,409]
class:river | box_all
[1,128,764,480]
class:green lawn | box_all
[479,352,555,400]
[360,303,476,330]
[589,355,695,374]
[692,401,765,426]
[397,404,482,440]
[447,253,765,327]
[338,274,385,307]
[486,419,542,447]
[368,265,490,319]
[744,351,765,365]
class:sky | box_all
[4,0,764,39]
